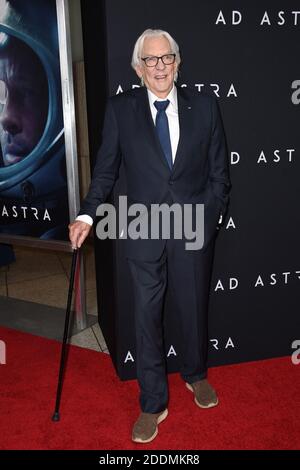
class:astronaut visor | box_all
[0,34,48,167]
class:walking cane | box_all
[52,248,78,422]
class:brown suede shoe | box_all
[186,379,218,408]
[132,408,168,443]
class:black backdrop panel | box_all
[81,0,300,379]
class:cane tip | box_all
[52,412,60,422]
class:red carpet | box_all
[0,326,299,450]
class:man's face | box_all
[0,39,48,166]
[135,35,178,98]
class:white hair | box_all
[131,28,181,82]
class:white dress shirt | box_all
[147,85,179,163]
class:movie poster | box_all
[0,0,70,240]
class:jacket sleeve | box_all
[208,96,231,214]
[78,99,121,220]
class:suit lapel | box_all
[172,86,193,173]
[133,88,171,171]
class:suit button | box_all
[169,180,174,185]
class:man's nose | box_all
[0,98,22,136]
[155,58,166,70]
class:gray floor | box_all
[0,244,109,353]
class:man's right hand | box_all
[68,220,92,249]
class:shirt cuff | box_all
[76,214,94,226]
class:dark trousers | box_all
[127,237,215,413]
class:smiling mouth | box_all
[155,74,168,80]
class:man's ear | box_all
[135,65,143,79]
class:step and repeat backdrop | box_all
[82,0,300,379]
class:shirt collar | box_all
[147,84,178,111]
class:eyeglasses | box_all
[141,53,176,67]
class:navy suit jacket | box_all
[79,85,230,260]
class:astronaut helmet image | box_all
[0,0,69,240]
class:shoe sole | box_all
[186,383,219,409]
[132,408,168,444]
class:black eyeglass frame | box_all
[141,53,176,67]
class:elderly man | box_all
[69,28,230,443]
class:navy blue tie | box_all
[154,100,173,170]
